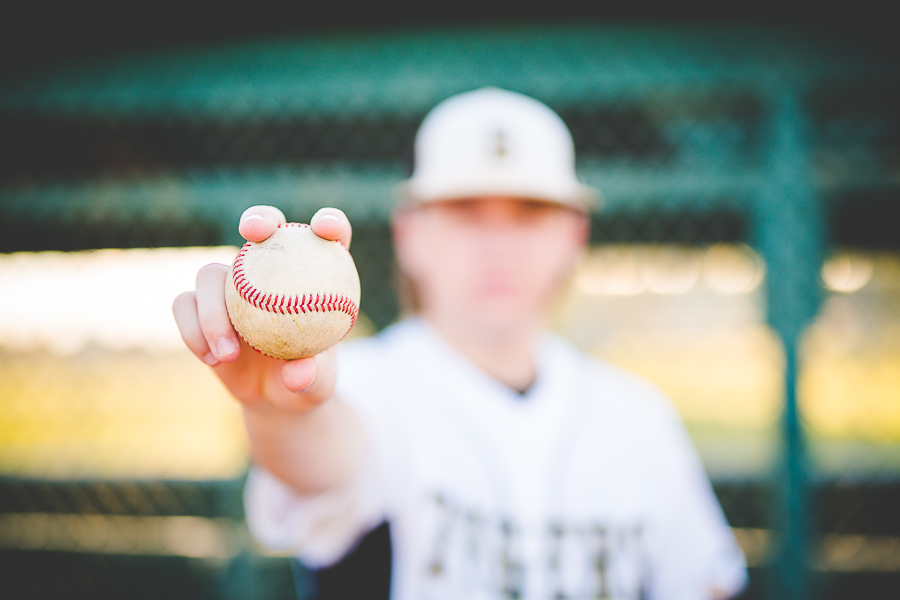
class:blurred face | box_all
[393,197,589,339]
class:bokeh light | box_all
[702,243,765,295]
[821,251,874,293]
[0,247,238,355]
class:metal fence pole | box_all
[755,85,824,600]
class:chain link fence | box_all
[1,24,898,599]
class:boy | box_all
[173,88,747,599]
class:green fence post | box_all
[755,85,824,600]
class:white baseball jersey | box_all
[245,318,747,600]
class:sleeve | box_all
[242,338,393,568]
[243,459,385,567]
[642,394,748,600]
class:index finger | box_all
[238,205,287,243]
[310,207,352,250]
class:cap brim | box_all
[396,179,602,213]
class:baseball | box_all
[224,222,361,360]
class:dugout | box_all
[1,12,899,600]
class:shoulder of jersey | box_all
[538,333,675,417]
[581,353,682,423]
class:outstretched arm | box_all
[172,205,365,494]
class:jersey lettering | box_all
[423,491,649,599]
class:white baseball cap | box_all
[401,87,599,212]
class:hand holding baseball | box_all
[173,206,355,413]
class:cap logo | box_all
[492,129,507,159]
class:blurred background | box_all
[1,3,898,599]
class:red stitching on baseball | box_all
[230,235,360,324]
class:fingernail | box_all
[243,213,265,222]
[202,352,219,366]
[317,213,341,222]
[296,373,317,394]
[216,338,237,358]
